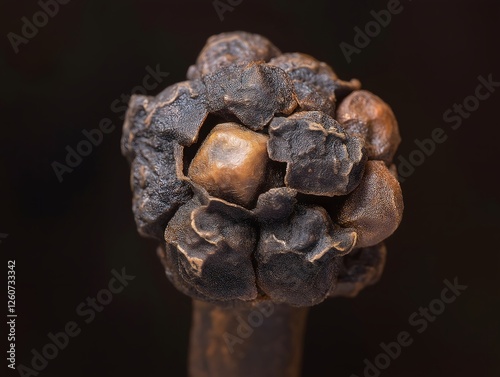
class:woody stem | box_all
[188,299,309,377]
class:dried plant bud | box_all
[337,161,403,248]
[257,205,357,306]
[188,122,269,208]
[269,53,360,117]
[187,31,281,80]
[165,196,258,301]
[337,90,401,162]
[268,111,366,197]
[330,243,387,298]
[203,62,298,130]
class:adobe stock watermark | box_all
[51,64,169,183]
[350,277,468,377]
[223,265,306,353]
[223,301,275,353]
[15,268,135,377]
[339,0,411,63]
[397,74,499,182]
[7,0,72,54]
[213,0,244,21]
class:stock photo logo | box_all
[339,0,410,63]
[51,65,169,183]
[212,0,244,21]
[222,301,275,353]
[350,278,468,377]
[396,74,499,182]
[7,0,72,54]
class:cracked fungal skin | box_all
[203,62,298,130]
[268,111,366,197]
[268,53,361,117]
[122,31,404,306]
[165,195,258,301]
[257,205,357,306]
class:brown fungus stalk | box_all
[121,31,404,377]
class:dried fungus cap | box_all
[269,53,338,117]
[144,80,209,146]
[188,123,269,208]
[187,31,281,80]
[269,53,361,117]
[203,62,297,130]
[337,90,401,162]
[121,82,209,240]
[268,111,366,197]
[257,205,357,306]
[336,161,403,248]
[165,196,258,301]
[121,82,209,154]
[121,31,404,305]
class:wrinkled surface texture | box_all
[121,31,404,306]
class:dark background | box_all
[1,0,499,376]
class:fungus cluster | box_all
[122,31,403,306]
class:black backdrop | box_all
[1,0,499,376]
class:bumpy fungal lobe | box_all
[187,31,281,80]
[257,205,357,306]
[165,194,258,302]
[337,90,401,163]
[336,160,403,248]
[143,80,209,146]
[121,80,210,240]
[203,62,298,130]
[269,53,361,117]
[121,31,403,305]
[129,142,191,240]
[268,111,366,197]
[122,94,153,162]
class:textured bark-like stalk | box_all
[189,300,309,377]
